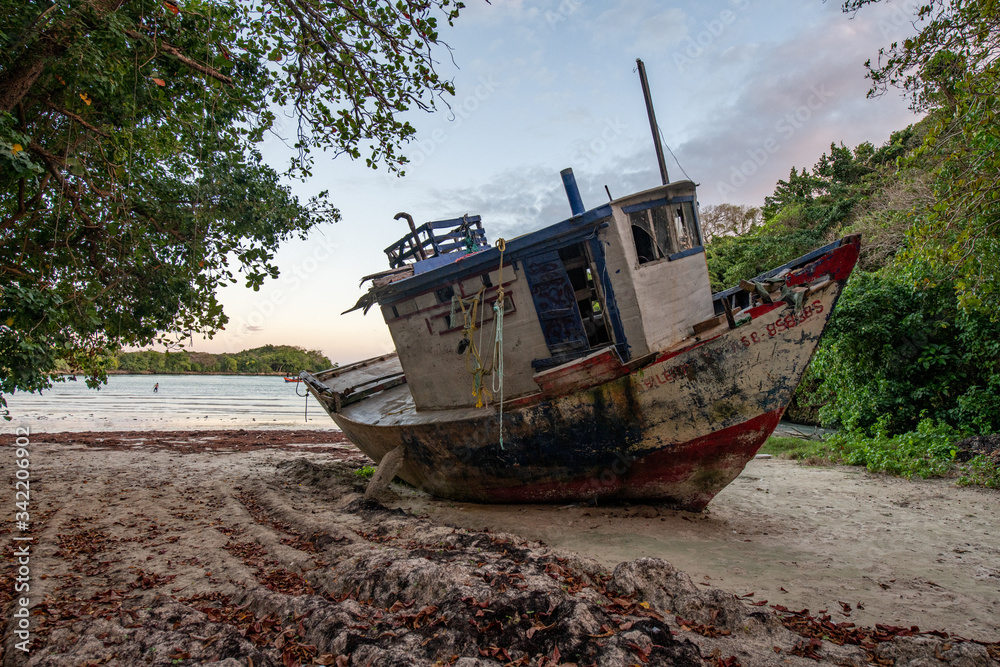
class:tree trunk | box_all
[0,55,49,113]
[0,0,126,113]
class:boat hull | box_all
[307,240,858,511]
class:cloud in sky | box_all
[426,0,919,225]
[591,1,689,54]
[670,5,918,205]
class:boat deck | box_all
[304,356,494,427]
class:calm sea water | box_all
[3,374,331,433]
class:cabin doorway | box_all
[559,244,612,349]
[523,242,614,371]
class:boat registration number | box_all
[638,298,826,391]
[727,299,825,354]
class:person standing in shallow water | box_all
[153,383,159,393]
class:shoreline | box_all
[2,429,997,666]
[2,374,325,434]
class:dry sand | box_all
[1,430,997,666]
[394,458,1000,640]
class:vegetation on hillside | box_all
[714,0,1000,485]
[705,134,919,293]
[109,345,332,375]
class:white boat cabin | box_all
[359,173,715,411]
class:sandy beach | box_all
[2,429,997,666]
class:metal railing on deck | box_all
[385,215,489,269]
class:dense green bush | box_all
[761,424,1000,486]
[705,140,905,293]
[707,125,999,485]
[730,2,1000,485]
[807,263,1000,436]
[705,122,1000,446]
[958,455,1000,489]
[829,417,962,478]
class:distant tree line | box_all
[110,345,332,375]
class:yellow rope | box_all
[453,286,489,406]
[455,238,506,409]
[494,238,506,307]
[491,238,506,389]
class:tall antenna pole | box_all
[636,58,669,185]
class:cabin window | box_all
[628,211,658,264]
[629,206,672,263]
[673,201,700,250]
[628,200,702,264]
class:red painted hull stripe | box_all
[481,408,785,507]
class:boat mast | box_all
[636,58,669,185]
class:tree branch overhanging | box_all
[43,101,110,137]
[124,29,234,87]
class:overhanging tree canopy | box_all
[0,0,465,409]
[844,0,1000,311]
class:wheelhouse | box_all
[356,174,712,412]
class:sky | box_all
[194,0,923,366]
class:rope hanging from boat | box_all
[294,378,309,422]
[452,288,490,406]
[450,238,508,448]
[492,238,506,449]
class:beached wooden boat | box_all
[300,172,859,510]
[301,62,859,510]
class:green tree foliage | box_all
[706,117,1000,439]
[705,140,900,292]
[701,3,1000,480]
[698,203,761,242]
[809,264,1000,435]
[780,0,1000,443]
[0,0,465,413]
[115,345,331,374]
[844,0,1000,311]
